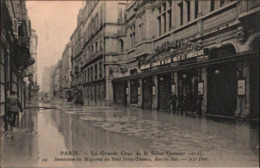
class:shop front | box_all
[142,77,153,109]
[130,79,138,104]
[178,70,199,113]
[158,73,171,111]
[207,63,237,116]
[113,81,127,105]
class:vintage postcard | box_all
[0,0,259,167]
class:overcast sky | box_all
[26,1,83,91]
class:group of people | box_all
[169,92,203,116]
[66,90,83,106]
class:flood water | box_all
[1,101,259,167]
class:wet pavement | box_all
[1,100,259,167]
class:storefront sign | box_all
[186,49,205,59]
[198,82,204,95]
[238,79,245,95]
[140,40,208,71]
[152,86,156,96]
[171,84,176,94]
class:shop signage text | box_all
[140,48,208,70]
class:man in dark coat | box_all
[5,91,23,130]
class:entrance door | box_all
[158,74,171,111]
[178,70,198,112]
[207,63,237,116]
[130,79,138,104]
[114,82,127,104]
[143,77,153,109]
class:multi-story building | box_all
[28,29,39,101]
[78,1,127,105]
[30,29,38,83]
[1,1,35,127]
[70,9,83,89]
[112,1,259,120]
[60,42,72,98]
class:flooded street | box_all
[1,100,259,167]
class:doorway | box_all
[207,63,237,116]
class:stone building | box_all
[112,1,259,120]
[29,29,38,83]
[78,1,127,105]
[1,0,35,130]
[60,42,72,98]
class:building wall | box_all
[112,0,259,119]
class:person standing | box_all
[5,91,23,130]
[170,93,178,114]
[197,95,203,117]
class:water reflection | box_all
[1,103,259,167]
[48,104,259,167]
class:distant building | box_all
[30,29,38,83]
[60,42,72,98]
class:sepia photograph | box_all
[0,0,259,167]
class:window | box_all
[186,0,191,22]
[210,0,215,11]
[100,40,103,50]
[130,25,135,48]
[120,39,124,52]
[95,41,98,53]
[163,13,166,33]
[195,0,199,18]
[90,67,93,81]
[158,16,161,35]
[94,64,97,80]
[168,9,172,30]
[157,2,172,35]
[88,68,90,81]
[178,2,183,26]
[99,62,102,78]
[220,0,225,7]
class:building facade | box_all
[60,42,72,98]
[112,1,259,120]
[77,1,127,105]
[28,29,39,102]
[1,1,35,126]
